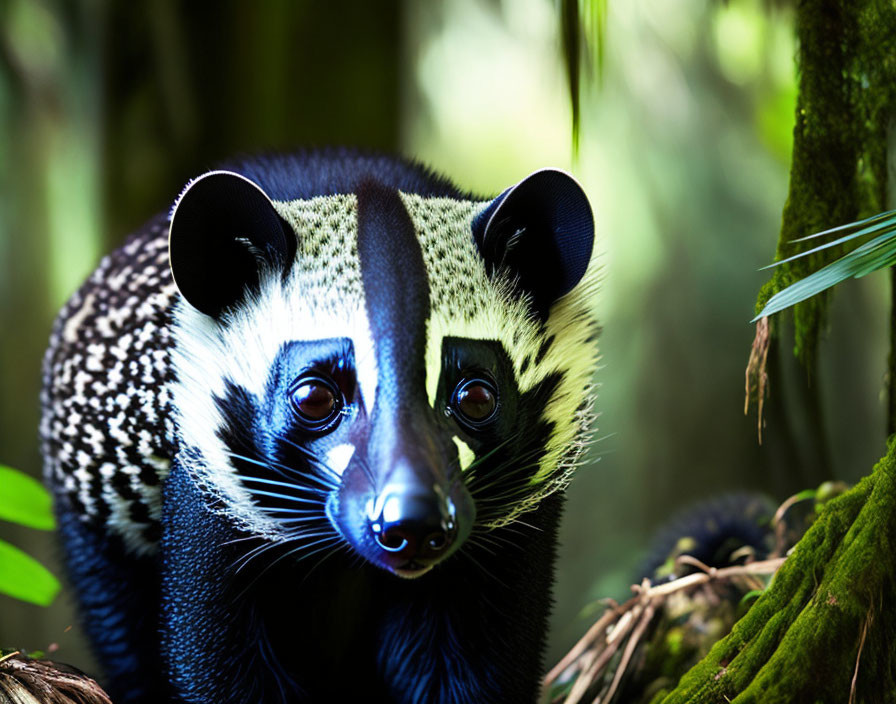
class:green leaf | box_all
[0,465,55,530]
[791,209,896,243]
[740,589,765,605]
[754,224,896,320]
[0,538,60,606]
[761,212,896,270]
[792,488,819,502]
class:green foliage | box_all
[0,539,60,607]
[0,465,59,606]
[0,465,55,531]
[738,589,764,605]
[755,210,896,320]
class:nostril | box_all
[374,525,409,553]
[426,531,448,551]
[369,489,459,563]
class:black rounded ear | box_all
[472,169,594,316]
[168,171,296,318]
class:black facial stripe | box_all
[214,380,261,465]
[533,335,555,368]
[214,378,333,517]
[356,180,431,416]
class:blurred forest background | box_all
[0,0,889,676]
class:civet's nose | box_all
[369,488,457,564]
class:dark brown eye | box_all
[289,375,342,431]
[451,378,498,428]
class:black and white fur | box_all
[41,149,598,703]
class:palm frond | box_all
[754,211,896,321]
[761,210,896,270]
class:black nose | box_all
[370,489,457,563]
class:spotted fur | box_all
[41,215,177,554]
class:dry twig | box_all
[543,557,786,704]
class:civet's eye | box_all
[289,375,343,432]
[450,377,499,429]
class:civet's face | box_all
[169,169,597,578]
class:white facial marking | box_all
[352,336,379,415]
[326,443,355,476]
[453,436,476,471]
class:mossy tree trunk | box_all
[653,443,896,703]
[658,1,896,701]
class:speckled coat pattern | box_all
[41,215,177,552]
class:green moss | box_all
[656,440,896,703]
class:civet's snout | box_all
[332,444,475,578]
[368,485,458,568]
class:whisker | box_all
[470,530,524,552]
[229,527,329,573]
[231,539,282,574]
[221,534,268,547]
[463,437,514,475]
[244,488,326,505]
[225,450,338,491]
[508,519,542,533]
[466,455,546,494]
[470,476,539,500]
[298,541,353,586]
[470,520,539,544]
[467,459,549,497]
[465,536,498,557]
[230,534,344,602]
[261,506,325,515]
[280,529,335,544]
[458,549,509,589]
[277,437,341,480]
[237,474,328,494]
[252,535,343,584]
[271,512,324,522]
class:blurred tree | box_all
[100,0,403,242]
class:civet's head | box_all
[169,163,597,578]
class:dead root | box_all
[0,651,112,704]
[744,316,771,444]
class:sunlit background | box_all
[0,0,889,676]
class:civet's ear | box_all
[168,171,296,318]
[472,169,594,316]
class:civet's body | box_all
[41,150,597,703]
